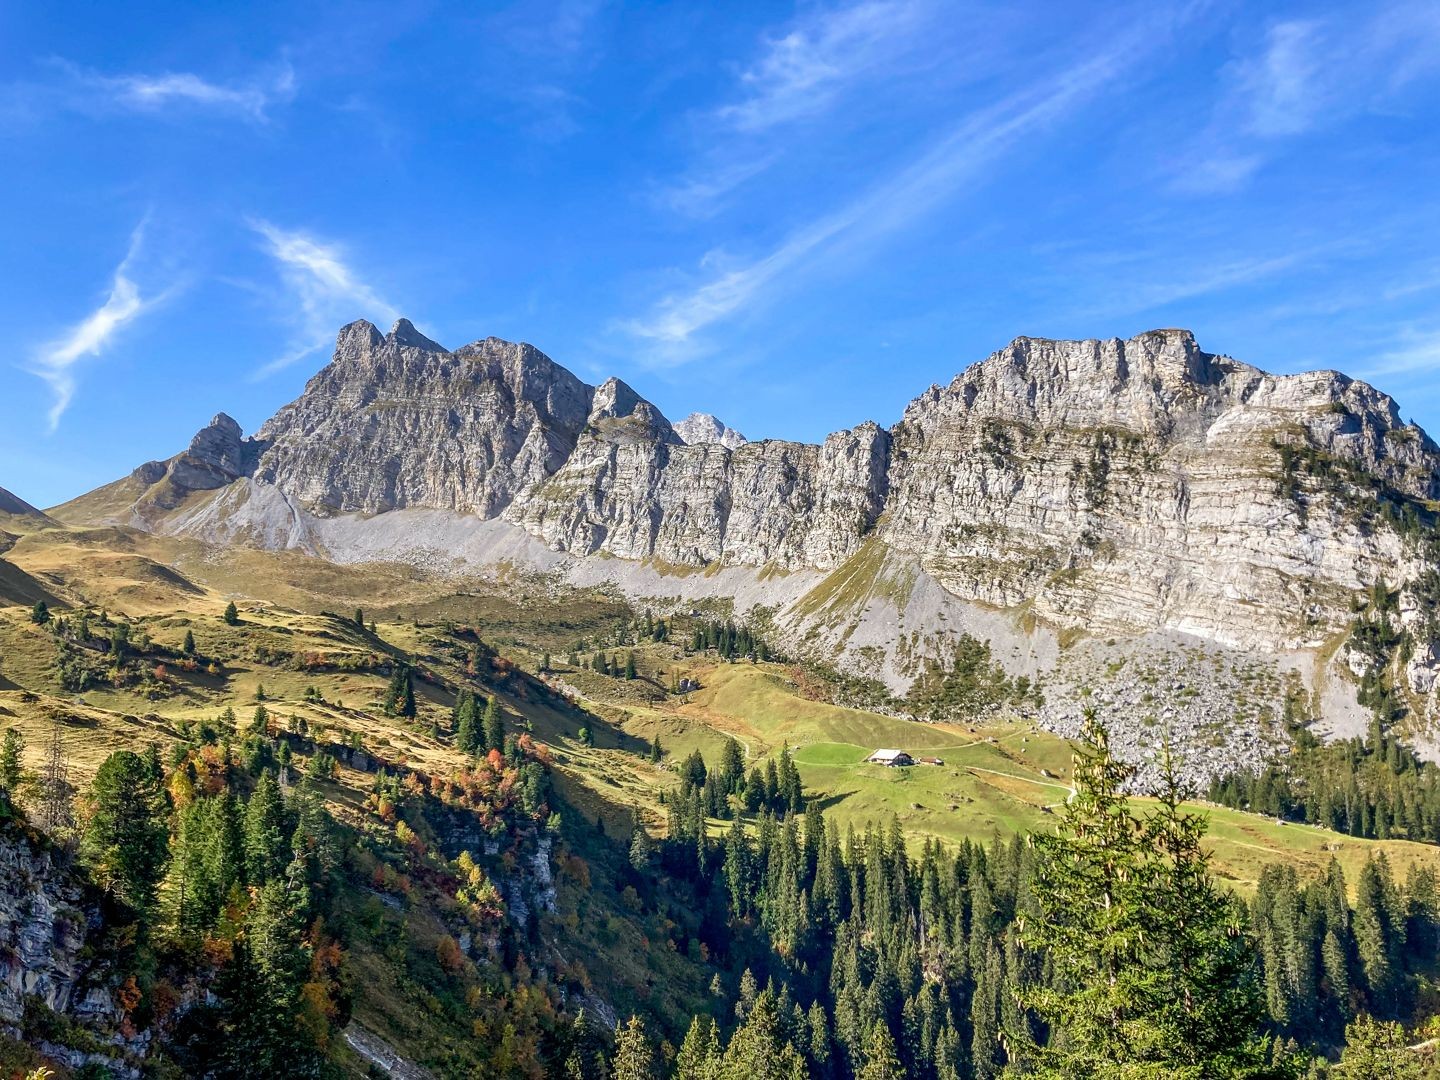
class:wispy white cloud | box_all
[658,1,933,216]
[1233,20,1326,138]
[1175,2,1440,193]
[716,0,929,132]
[29,221,161,430]
[1357,327,1440,380]
[623,42,1139,363]
[250,220,400,377]
[36,59,296,122]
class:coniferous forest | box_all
[5,684,1439,1078]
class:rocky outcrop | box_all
[0,821,142,1077]
[878,329,1439,650]
[674,412,747,449]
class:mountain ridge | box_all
[47,318,1440,780]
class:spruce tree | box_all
[721,990,807,1079]
[1014,715,1279,1078]
[455,691,481,755]
[81,750,169,914]
[611,1015,657,1079]
[223,600,239,625]
[182,629,196,655]
[483,696,504,753]
[243,771,289,885]
[675,1015,723,1080]
[0,728,23,794]
[858,1024,905,1080]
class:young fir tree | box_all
[857,1024,906,1080]
[30,600,50,625]
[0,728,23,794]
[624,651,637,680]
[454,691,481,754]
[222,600,239,625]
[182,629,196,655]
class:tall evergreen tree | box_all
[81,749,169,914]
[1015,715,1280,1078]
[675,1014,723,1080]
[612,1014,658,1079]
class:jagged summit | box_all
[674,412,747,449]
[388,317,445,352]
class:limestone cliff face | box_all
[249,320,595,517]
[878,329,1440,648]
[62,322,1440,661]
[0,821,142,1077]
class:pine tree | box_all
[30,600,50,625]
[649,736,663,764]
[454,691,481,754]
[354,608,364,628]
[182,629,196,655]
[223,600,239,625]
[1336,1014,1425,1079]
[243,771,289,885]
[625,651,637,680]
[857,1024,905,1080]
[1354,854,1406,1018]
[721,990,807,1079]
[0,728,23,794]
[564,1010,608,1080]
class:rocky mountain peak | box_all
[334,318,385,357]
[387,317,445,352]
[673,412,747,449]
[586,377,679,445]
[187,413,245,475]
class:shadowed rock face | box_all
[71,322,1440,653]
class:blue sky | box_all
[5,1,1440,507]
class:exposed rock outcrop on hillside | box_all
[0,820,142,1078]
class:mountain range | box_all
[30,318,1440,779]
